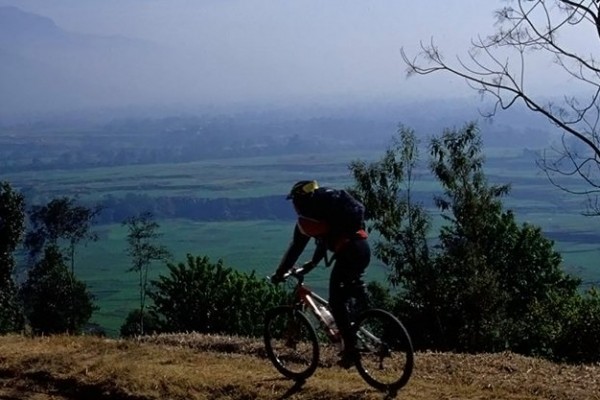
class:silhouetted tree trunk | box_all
[123,212,171,335]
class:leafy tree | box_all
[401,0,600,214]
[365,281,396,312]
[25,197,99,273]
[428,123,580,354]
[553,287,600,362]
[351,123,583,357]
[0,182,25,333]
[350,125,431,287]
[20,245,96,334]
[123,212,171,335]
[24,197,99,332]
[149,254,287,337]
[350,126,440,346]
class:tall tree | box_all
[20,245,96,334]
[24,197,99,331]
[401,1,600,214]
[123,212,171,335]
[25,197,99,274]
[429,125,581,354]
[0,182,25,333]
[350,125,432,287]
[352,123,582,356]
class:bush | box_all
[120,309,163,337]
[149,254,287,337]
[553,287,600,363]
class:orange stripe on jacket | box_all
[333,229,368,252]
[297,216,330,237]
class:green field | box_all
[78,216,600,337]
[4,149,600,336]
[76,219,394,336]
[2,151,379,201]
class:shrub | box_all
[553,287,600,363]
[120,309,163,337]
[149,254,287,337]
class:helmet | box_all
[286,180,319,200]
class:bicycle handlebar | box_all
[282,266,305,283]
[270,261,315,285]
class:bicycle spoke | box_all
[264,306,319,380]
[354,309,413,392]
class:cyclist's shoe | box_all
[336,349,358,369]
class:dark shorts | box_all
[328,238,371,346]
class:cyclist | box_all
[271,180,370,368]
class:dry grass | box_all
[0,333,598,400]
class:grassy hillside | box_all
[0,334,597,400]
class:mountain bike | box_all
[263,265,414,395]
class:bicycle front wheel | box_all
[354,308,414,393]
[264,305,320,381]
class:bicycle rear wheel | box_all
[264,305,320,381]
[354,308,414,393]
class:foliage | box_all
[19,245,96,334]
[0,181,25,333]
[350,125,431,287]
[123,212,171,335]
[350,126,439,348]
[149,254,287,337]
[25,196,99,272]
[553,287,600,363]
[120,308,163,337]
[425,124,581,356]
[365,281,396,312]
[352,123,587,359]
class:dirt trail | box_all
[0,334,598,400]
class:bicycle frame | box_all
[285,267,340,342]
[286,267,385,349]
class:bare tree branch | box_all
[401,0,600,215]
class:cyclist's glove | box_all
[270,271,285,284]
[300,260,316,274]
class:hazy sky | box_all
[0,1,564,116]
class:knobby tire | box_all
[263,305,320,381]
[353,308,414,393]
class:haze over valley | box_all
[0,1,552,121]
[1,1,598,336]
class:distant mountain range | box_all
[0,6,562,150]
[0,5,58,39]
[0,6,158,53]
[0,6,166,118]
